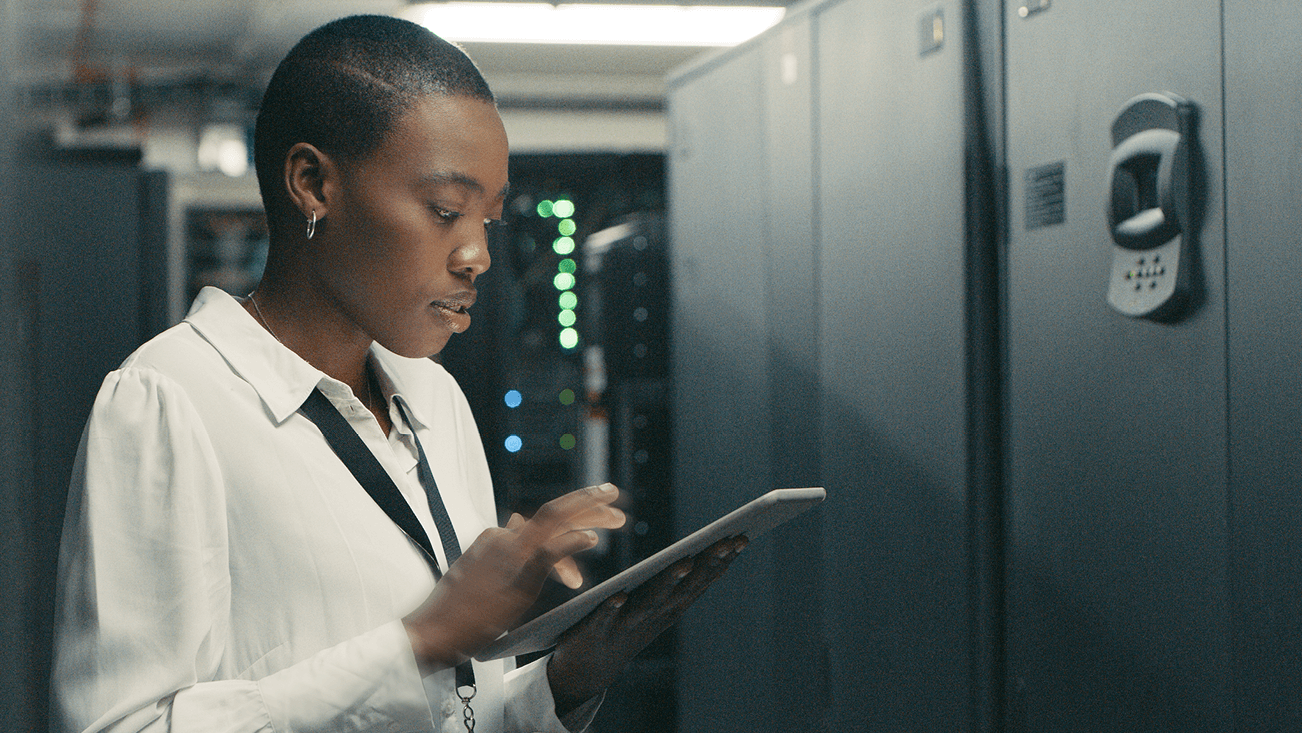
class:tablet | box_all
[474,487,826,661]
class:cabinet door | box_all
[1224,2,1302,728]
[669,45,777,732]
[1003,1,1229,730]
[7,162,157,733]
[761,14,827,732]
[816,0,971,730]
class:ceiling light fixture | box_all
[400,3,786,46]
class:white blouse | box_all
[52,287,586,733]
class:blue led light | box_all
[505,435,523,453]
[504,389,523,408]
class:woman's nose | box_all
[449,232,492,282]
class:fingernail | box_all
[597,483,618,495]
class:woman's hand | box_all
[546,535,749,715]
[402,483,626,668]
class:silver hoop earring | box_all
[306,210,317,240]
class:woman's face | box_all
[312,93,509,358]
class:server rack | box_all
[668,0,1302,731]
[1003,2,1228,730]
[669,1,977,730]
[5,157,169,733]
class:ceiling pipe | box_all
[71,0,101,83]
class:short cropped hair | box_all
[253,14,495,230]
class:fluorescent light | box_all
[197,124,249,177]
[400,3,786,46]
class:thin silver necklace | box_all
[246,290,281,342]
[247,291,378,412]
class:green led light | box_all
[558,309,577,327]
[558,258,576,274]
[559,433,577,450]
[553,272,576,291]
[559,388,576,405]
[557,219,577,236]
[552,237,575,255]
[536,200,555,217]
[553,200,575,218]
[559,327,580,349]
[558,291,578,310]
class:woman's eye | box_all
[431,206,461,222]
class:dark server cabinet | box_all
[669,0,977,729]
[668,43,778,732]
[672,0,1302,731]
[0,5,20,726]
[5,161,168,733]
[759,14,826,732]
[1003,1,1229,730]
[815,1,973,731]
[1224,2,1302,728]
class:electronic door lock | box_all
[1105,92,1202,321]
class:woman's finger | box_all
[517,484,620,548]
[652,537,747,624]
[678,537,746,591]
[552,555,583,589]
[614,537,746,627]
[589,592,628,632]
[560,504,627,532]
[532,528,600,579]
[616,557,694,626]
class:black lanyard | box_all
[299,387,476,690]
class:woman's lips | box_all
[431,294,475,333]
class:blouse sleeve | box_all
[52,367,435,733]
[503,658,602,733]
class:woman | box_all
[51,15,744,733]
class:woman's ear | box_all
[283,142,337,225]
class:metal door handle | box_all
[1108,127,1180,246]
[1103,92,1202,321]
[1105,93,1195,250]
